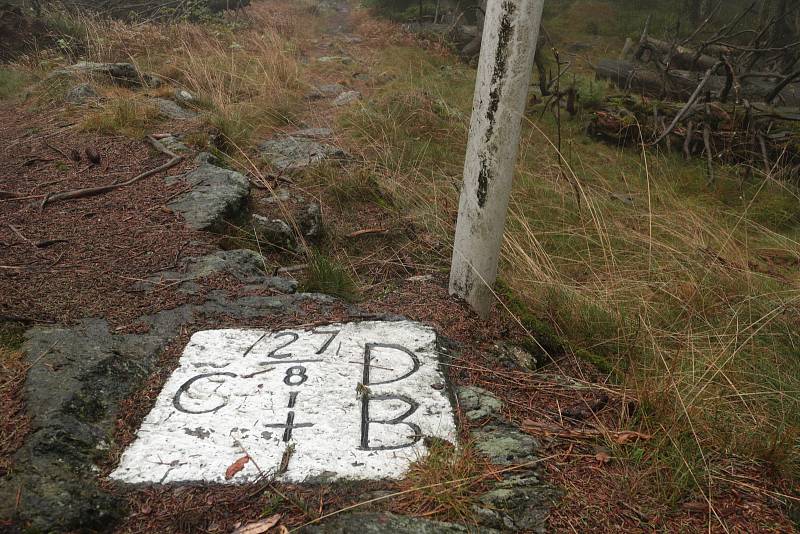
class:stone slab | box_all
[111,320,456,484]
[301,512,501,533]
[259,137,348,172]
[167,153,250,231]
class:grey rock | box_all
[333,90,361,106]
[610,191,635,205]
[183,249,267,281]
[252,214,295,251]
[319,83,346,96]
[65,82,98,104]
[318,56,354,64]
[0,286,341,530]
[471,425,540,465]
[259,137,348,172]
[153,98,199,120]
[457,386,503,421]
[158,134,190,154]
[167,153,250,231]
[174,89,195,103]
[243,278,298,294]
[298,202,323,239]
[376,72,396,85]
[0,319,166,532]
[291,128,333,139]
[263,188,295,204]
[353,72,371,82]
[51,61,162,88]
[306,83,346,100]
[494,342,540,371]
[301,512,500,533]
[474,475,562,533]
[133,250,297,295]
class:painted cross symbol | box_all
[264,391,314,442]
[264,411,314,442]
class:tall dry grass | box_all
[340,40,800,505]
[28,1,315,146]
[504,118,800,499]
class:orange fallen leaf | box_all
[613,431,652,445]
[225,455,250,480]
[232,513,282,534]
[595,451,612,464]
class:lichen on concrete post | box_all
[449,0,544,318]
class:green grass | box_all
[81,98,161,137]
[208,108,253,156]
[391,438,488,523]
[337,32,800,505]
[0,68,31,101]
[0,322,25,352]
[301,252,359,302]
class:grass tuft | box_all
[81,98,160,137]
[301,252,358,302]
[391,438,488,524]
[0,68,31,100]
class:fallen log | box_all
[595,59,800,106]
[586,94,800,181]
[636,36,719,72]
[595,58,714,100]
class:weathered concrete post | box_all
[449,0,545,318]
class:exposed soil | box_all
[0,108,213,327]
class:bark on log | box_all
[586,95,800,180]
[637,37,719,71]
[595,58,800,106]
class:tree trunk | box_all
[451,0,545,317]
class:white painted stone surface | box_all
[111,321,456,484]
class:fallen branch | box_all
[653,61,722,145]
[7,225,30,245]
[20,157,56,168]
[346,228,389,238]
[767,68,800,103]
[44,141,70,161]
[40,136,183,208]
[703,119,715,186]
[522,419,652,444]
[34,239,69,249]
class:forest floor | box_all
[0,0,799,532]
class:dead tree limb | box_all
[41,136,183,208]
[703,120,715,185]
[653,61,722,145]
[767,68,800,103]
[684,120,695,159]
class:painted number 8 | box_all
[284,366,308,386]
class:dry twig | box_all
[40,136,183,208]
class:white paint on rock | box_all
[111,321,456,484]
